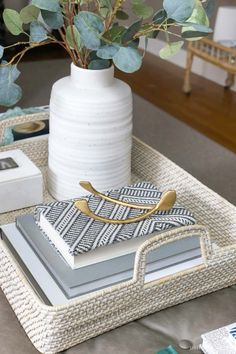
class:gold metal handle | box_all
[74,181,176,224]
[79,181,160,210]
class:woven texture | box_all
[0,113,236,354]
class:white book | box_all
[201,323,236,354]
[35,182,196,269]
[39,214,168,268]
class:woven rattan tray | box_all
[0,113,236,354]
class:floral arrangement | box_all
[0,0,213,106]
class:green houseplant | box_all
[0,0,213,106]
[0,0,213,200]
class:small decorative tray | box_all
[0,113,236,354]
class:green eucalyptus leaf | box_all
[113,46,142,73]
[88,59,110,70]
[129,38,140,48]
[147,30,159,39]
[103,26,126,43]
[0,46,4,59]
[89,51,100,61]
[99,0,112,18]
[97,44,119,59]
[74,11,104,50]
[0,83,22,107]
[163,0,195,22]
[203,0,215,18]
[3,9,23,35]
[187,0,209,26]
[192,23,212,33]
[0,63,22,107]
[100,0,112,8]
[0,64,10,83]
[10,65,20,82]
[30,21,47,42]
[181,23,212,33]
[153,8,167,24]
[159,41,184,59]
[181,30,210,39]
[20,5,40,24]
[41,9,63,29]
[116,10,129,20]
[122,19,142,43]
[31,0,60,12]
[66,25,82,50]
[132,1,154,19]
[181,0,210,40]
[0,61,20,83]
[99,8,109,18]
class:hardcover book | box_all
[1,223,203,305]
[35,182,196,268]
[15,214,202,299]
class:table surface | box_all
[1,79,236,353]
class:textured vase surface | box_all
[48,64,133,200]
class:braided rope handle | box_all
[133,225,211,285]
[0,112,49,143]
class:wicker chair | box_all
[183,37,236,93]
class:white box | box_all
[0,149,43,213]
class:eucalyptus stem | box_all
[63,2,85,66]
[58,27,77,65]
[135,25,182,40]
[106,0,125,30]
[3,41,31,49]
[1,41,52,66]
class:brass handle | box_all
[74,182,176,224]
[79,181,163,210]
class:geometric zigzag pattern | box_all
[35,182,196,256]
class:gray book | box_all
[0,224,202,305]
[1,223,203,305]
[14,215,201,299]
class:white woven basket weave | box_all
[0,113,236,354]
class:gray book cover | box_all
[15,215,201,299]
[1,224,202,305]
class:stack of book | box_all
[0,182,203,306]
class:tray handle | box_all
[133,225,212,286]
[0,111,49,143]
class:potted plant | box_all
[0,0,213,200]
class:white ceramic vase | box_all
[48,64,133,200]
